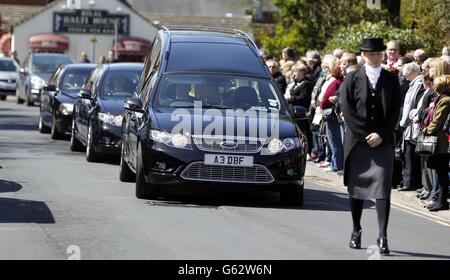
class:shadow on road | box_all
[144,185,374,211]
[0,179,55,224]
[0,114,32,119]
[0,124,38,131]
[99,155,120,165]
[389,250,450,259]
[0,179,22,193]
[0,107,16,111]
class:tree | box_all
[383,0,401,27]
[323,21,425,55]
[413,0,450,56]
[259,0,388,58]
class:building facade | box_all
[12,0,157,63]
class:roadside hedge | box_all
[323,21,425,55]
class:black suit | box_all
[341,67,402,186]
[309,65,322,87]
[289,77,313,153]
[289,77,312,108]
[272,71,287,94]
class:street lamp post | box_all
[114,19,118,61]
[90,35,97,61]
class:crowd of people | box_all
[78,49,119,64]
[261,42,450,213]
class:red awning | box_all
[0,32,12,55]
[115,37,152,56]
[28,33,69,53]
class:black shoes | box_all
[377,238,390,255]
[349,230,362,249]
[349,231,391,255]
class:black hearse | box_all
[120,27,308,205]
[70,63,143,162]
[39,63,96,139]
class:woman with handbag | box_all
[415,58,450,206]
[422,75,450,211]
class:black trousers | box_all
[392,129,404,188]
[402,141,422,189]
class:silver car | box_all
[0,57,19,101]
[16,52,72,106]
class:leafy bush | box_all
[257,0,388,60]
[324,21,425,55]
[413,0,450,56]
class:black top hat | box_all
[360,38,386,52]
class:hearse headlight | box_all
[58,103,73,115]
[268,138,284,154]
[98,112,123,126]
[283,138,296,150]
[267,137,303,154]
[171,133,189,148]
[150,130,192,150]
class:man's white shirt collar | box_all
[365,65,382,88]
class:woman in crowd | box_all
[423,75,450,211]
[340,53,360,77]
[287,63,313,158]
[409,58,435,200]
[320,64,344,172]
[415,58,450,206]
[311,54,338,168]
[397,62,425,192]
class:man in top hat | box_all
[340,38,402,255]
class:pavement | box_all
[304,161,450,227]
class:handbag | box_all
[320,107,336,121]
[415,134,438,156]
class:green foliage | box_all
[323,21,425,55]
[400,0,415,28]
[259,0,388,59]
[414,0,450,56]
[258,0,448,59]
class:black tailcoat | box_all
[341,67,401,185]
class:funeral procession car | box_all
[70,63,143,162]
[0,57,20,101]
[119,27,309,206]
[16,52,72,106]
[39,63,96,139]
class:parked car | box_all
[0,57,20,101]
[120,28,309,206]
[16,52,72,106]
[71,63,144,162]
[39,63,96,139]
